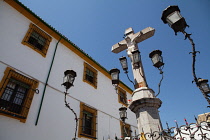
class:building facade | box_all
[0,0,138,140]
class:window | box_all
[78,103,97,139]
[0,67,38,122]
[120,121,131,138]
[83,63,98,88]
[22,23,52,57]
[118,88,127,106]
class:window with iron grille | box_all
[83,63,97,88]
[120,121,131,138]
[79,103,97,139]
[22,23,52,57]
[0,67,38,122]
[118,88,127,106]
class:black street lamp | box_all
[198,79,210,94]
[161,5,188,35]
[131,50,141,69]
[61,70,78,140]
[162,5,210,106]
[62,70,77,91]
[110,68,120,88]
[149,50,164,97]
[119,56,128,73]
[119,106,127,123]
[149,50,164,70]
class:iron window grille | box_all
[118,88,127,106]
[22,23,52,57]
[83,63,98,89]
[0,67,38,122]
[79,103,97,139]
[86,68,94,84]
[120,121,131,138]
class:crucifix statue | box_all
[111,27,163,138]
[112,27,155,89]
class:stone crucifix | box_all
[111,27,155,89]
[112,27,163,137]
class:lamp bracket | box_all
[189,51,200,56]
[184,33,191,40]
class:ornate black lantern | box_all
[149,50,164,69]
[110,68,120,86]
[197,79,210,94]
[119,106,127,122]
[62,70,77,90]
[131,50,140,69]
[119,56,128,72]
[161,5,188,34]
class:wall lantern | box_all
[62,70,78,140]
[131,50,140,69]
[119,56,128,72]
[62,70,77,90]
[110,68,120,86]
[119,106,127,122]
[161,5,188,34]
[149,50,164,69]
[197,79,210,94]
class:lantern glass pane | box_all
[120,59,128,70]
[133,52,140,63]
[64,75,68,83]
[152,54,162,65]
[123,112,127,118]
[201,83,210,93]
[111,72,118,80]
[66,74,75,84]
[120,111,127,118]
[69,76,75,84]
[166,11,182,26]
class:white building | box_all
[0,0,138,140]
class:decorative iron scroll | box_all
[115,121,210,140]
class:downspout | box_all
[35,37,62,125]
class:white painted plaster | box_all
[0,1,138,140]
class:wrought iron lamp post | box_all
[62,70,78,140]
[161,5,210,106]
[149,50,164,97]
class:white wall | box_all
[0,0,138,140]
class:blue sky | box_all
[18,0,210,129]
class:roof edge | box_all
[5,0,133,93]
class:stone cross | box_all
[111,27,155,88]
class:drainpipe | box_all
[35,37,62,125]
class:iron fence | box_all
[115,121,210,140]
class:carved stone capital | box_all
[128,98,162,113]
